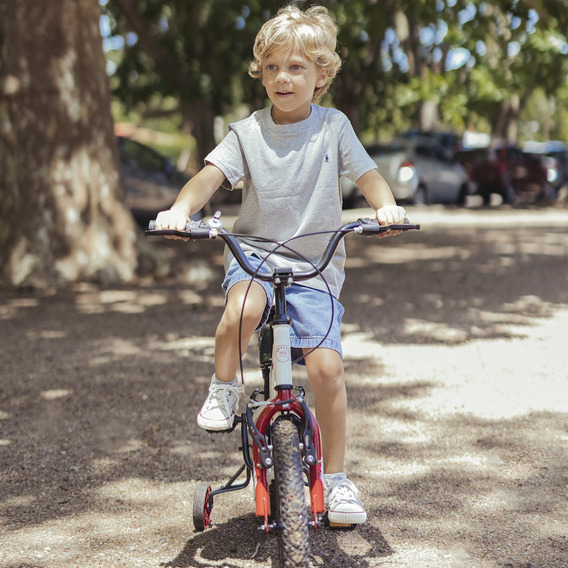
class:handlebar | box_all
[145,212,420,283]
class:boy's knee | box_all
[306,350,344,384]
[222,282,267,329]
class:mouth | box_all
[276,91,293,96]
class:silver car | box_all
[342,136,471,207]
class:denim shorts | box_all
[222,254,344,366]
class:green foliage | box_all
[103,0,568,151]
[105,0,274,114]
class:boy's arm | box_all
[155,164,226,230]
[355,169,407,226]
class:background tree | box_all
[104,0,568,153]
[326,0,396,136]
[104,0,280,169]
[456,0,568,142]
[0,0,137,288]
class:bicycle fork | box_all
[250,396,325,530]
[249,268,325,531]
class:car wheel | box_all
[457,183,469,205]
[413,184,428,205]
[502,183,516,205]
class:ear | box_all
[316,68,329,88]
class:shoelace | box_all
[328,480,361,506]
[206,383,241,413]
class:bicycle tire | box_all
[193,482,212,531]
[272,418,310,568]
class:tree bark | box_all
[0,0,138,287]
[495,94,520,143]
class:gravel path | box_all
[1,205,567,568]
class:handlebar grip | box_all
[145,219,212,238]
[357,218,421,235]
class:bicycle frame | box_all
[145,212,420,534]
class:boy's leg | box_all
[304,347,367,524]
[215,280,268,381]
[197,280,267,431]
[303,347,346,474]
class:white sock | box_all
[323,472,346,482]
[211,374,238,387]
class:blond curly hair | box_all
[248,5,342,103]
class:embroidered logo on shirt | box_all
[325,153,329,163]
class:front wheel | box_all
[272,418,310,568]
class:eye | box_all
[290,64,302,71]
[265,63,277,71]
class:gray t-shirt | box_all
[205,104,376,298]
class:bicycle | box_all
[146,212,420,568]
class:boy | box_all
[155,5,407,524]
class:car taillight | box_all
[547,167,558,183]
[398,161,416,182]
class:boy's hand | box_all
[154,209,189,239]
[376,205,407,238]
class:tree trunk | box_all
[495,94,520,143]
[181,99,228,212]
[333,83,362,137]
[418,100,441,131]
[181,100,217,173]
[0,0,138,287]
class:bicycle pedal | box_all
[322,512,356,530]
[205,426,236,434]
[205,422,238,434]
[328,521,356,530]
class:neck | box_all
[271,104,312,125]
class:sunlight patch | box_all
[337,530,373,556]
[40,389,73,400]
[403,319,468,343]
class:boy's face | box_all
[262,49,328,124]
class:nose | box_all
[276,70,290,84]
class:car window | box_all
[120,138,169,175]
[432,144,451,162]
[365,144,402,155]
[416,145,435,159]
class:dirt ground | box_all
[1,205,567,568]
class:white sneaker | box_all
[324,475,367,524]
[196,376,240,431]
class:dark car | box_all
[401,129,463,153]
[455,144,558,204]
[117,136,202,227]
[455,145,519,204]
[523,141,568,198]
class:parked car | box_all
[342,136,471,208]
[455,143,559,204]
[117,136,202,227]
[401,129,463,153]
[455,145,519,204]
[522,141,568,198]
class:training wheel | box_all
[193,482,212,531]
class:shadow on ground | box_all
[164,513,393,568]
[1,215,567,567]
